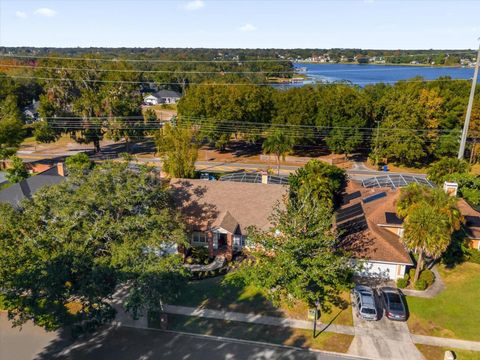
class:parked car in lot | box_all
[378,287,407,321]
[352,285,378,321]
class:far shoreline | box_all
[295,61,466,69]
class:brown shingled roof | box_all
[170,179,287,234]
[458,198,480,240]
[338,181,413,265]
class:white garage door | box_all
[356,261,405,280]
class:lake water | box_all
[290,63,477,87]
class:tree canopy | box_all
[5,155,28,183]
[288,159,346,210]
[156,123,198,178]
[0,162,188,332]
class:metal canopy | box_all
[361,174,434,189]
[219,172,289,185]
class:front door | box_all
[217,233,227,249]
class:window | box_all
[191,232,207,244]
[233,235,247,249]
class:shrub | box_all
[466,249,480,264]
[409,268,416,281]
[190,247,211,264]
[419,269,435,286]
[414,279,428,291]
[397,278,408,289]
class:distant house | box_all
[0,163,66,207]
[23,100,40,122]
[143,90,182,105]
[170,178,286,260]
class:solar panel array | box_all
[336,202,368,235]
[361,174,435,189]
[362,192,387,204]
[218,172,289,185]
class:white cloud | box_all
[239,23,257,32]
[34,8,57,17]
[184,0,205,11]
[15,11,27,19]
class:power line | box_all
[1,74,473,86]
[3,63,476,75]
[0,54,291,63]
[1,51,476,63]
[42,116,470,134]
[0,63,296,75]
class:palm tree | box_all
[262,129,294,175]
[403,202,451,283]
[397,184,463,283]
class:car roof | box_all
[354,285,374,293]
[355,287,376,309]
[380,286,401,294]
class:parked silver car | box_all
[352,285,378,321]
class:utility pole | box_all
[458,39,480,159]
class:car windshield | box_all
[386,293,403,310]
[361,308,376,314]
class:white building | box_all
[143,90,182,105]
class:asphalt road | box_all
[0,315,362,360]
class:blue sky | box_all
[0,0,479,49]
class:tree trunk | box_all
[470,139,477,165]
[414,250,423,283]
[94,139,101,153]
[276,155,280,175]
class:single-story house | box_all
[0,163,66,206]
[457,199,480,250]
[338,181,480,280]
[170,178,286,260]
[337,182,413,280]
[143,90,182,105]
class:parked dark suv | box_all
[378,287,407,321]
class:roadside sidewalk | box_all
[163,304,355,335]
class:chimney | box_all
[261,171,269,184]
[56,162,66,177]
[443,181,458,197]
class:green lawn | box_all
[415,344,480,360]
[174,275,353,326]
[159,314,354,353]
[407,262,480,341]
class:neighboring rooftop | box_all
[151,90,182,99]
[170,178,287,234]
[361,174,434,189]
[0,165,66,206]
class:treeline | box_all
[178,77,480,166]
[1,46,475,65]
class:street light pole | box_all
[313,300,320,338]
[458,39,480,159]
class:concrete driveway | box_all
[347,295,423,360]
